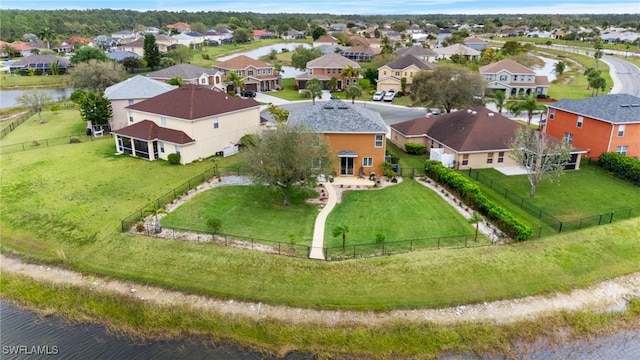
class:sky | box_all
[1,0,639,15]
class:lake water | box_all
[0,87,75,109]
[217,42,311,79]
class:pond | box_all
[0,87,75,109]
[217,42,312,79]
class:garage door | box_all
[245,83,258,92]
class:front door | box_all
[340,157,354,176]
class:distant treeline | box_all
[1,9,638,42]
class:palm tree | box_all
[470,211,483,242]
[345,83,362,104]
[304,77,323,105]
[590,76,607,96]
[342,65,361,89]
[2,43,14,60]
[38,27,54,49]
[226,71,244,96]
[555,61,566,76]
[332,225,349,252]
[327,77,338,91]
[490,90,506,113]
[507,94,547,126]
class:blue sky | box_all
[2,0,639,14]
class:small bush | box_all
[598,152,640,186]
[32,140,41,146]
[375,233,386,244]
[167,153,181,165]
[207,217,222,235]
[135,223,145,232]
[69,137,81,144]
[405,142,427,155]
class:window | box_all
[563,132,574,144]
[200,78,206,84]
[375,134,383,147]
[499,75,507,81]
[161,117,167,126]
[128,111,133,123]
[486,152,494,164]
[175,145,181,154]
[128,99,134,105]
[363,157,373,167]
[213,117,219,129]
[549,108,555,119]
[576,116,583,128]
[462,154,469,166]
[618,125,625,137]
[616,145,628,155]
[513,75,518,81]
[498,151,505,163]
[159,142,165,153]
[309,69,313,75]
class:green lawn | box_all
[161,185,319,243]
[386,140,428,170]
[0,73,67,89]
[465,165,640,221]
[0,107,85,145]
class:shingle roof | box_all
[315,35,337,43]
[547,94,640,124]
[147,64,218,81]
[464,37,488,44]
[479,59,535,75]
[396,46,438,57]
[214,55,272,70]
[435,44,481,56]
[306,52,360,69]
[10,55,70,68]
[390,106,522,152]
[104,75,177,100]
[126,84,259,120]
[112,120,195,144]
[384,54,436,71]
[287,100,387,134]
[106,51,142,62]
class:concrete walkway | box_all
[308,182,337,260]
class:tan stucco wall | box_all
[324,132,386,177]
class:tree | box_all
[166,77,184,86]
[241,124,334,206]
[490,90,506,113]
[2,43,15,59]
[17,90,53,124]
[266,103,289,124]
[411,64,486,113]
[345,83,362,104]
[70,46,108,64]
[166,44,193,64]
[362,67,378,86]
[326,77,338,91]
[506,94,547,126]
[67,59,124,92]
[143,33,161,70]
[589,76,607,96]
[593,39,603,69]
[207,217,222,236]
[226,71,244,96]
[75,90,113,128]
[232,28,251,43]
[470,211,482,242]
[510,127,571,197]
[332,225,349,252]
[311,26,327,40]
[555,61,566,76]
[291,46,323,70]
[303,78,323,105]
[122,56,142,73]
[380,36,393,54]
[584,67,601,90]
[342,65,361,88]
[501,41,524,56]
[38,27,53,49]
[400,77,407,94]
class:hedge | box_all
[405,142,427,155]
[598,152,640,186]
[424,160,533,241]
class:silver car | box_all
[372,90,386,101]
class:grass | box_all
[464,165,640,221]
[161,185,320,244]
[386,140,428,170]
[0,107,85,145]
[0,73,67,89]
[325,179,483,248]
[3,273,640,359]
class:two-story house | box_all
[463,37,488,51]
[111,85,261,164]
[543,94,640,159]
[313,35,339,47]
[166,22,191,34]
[147,64,224,89]
[213,55,282,92]
[395,46,439,63]
[376,54,436,93]
[295,53,360,91]
[287,100,388,178]
[479,59,549,98]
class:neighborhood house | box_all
[480,59,549,98]
[212,55,282,93]
[295,53,361,91]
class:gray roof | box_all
[385,54,436,71]
[147,63,217,80]
[548,94,640,124]
[287,100,387,134]
[396,46,438,57]
[106,51,141,62]
[104,75,177,100]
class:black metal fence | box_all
[0,133,110,154]
[0,111,35,139]
[467,168,640,238]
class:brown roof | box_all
[126,84,259,120]
[167,22,190,29]
[306,52,360,69]
[112,120,195,144]
[535,76,550,86]
[390,106,523,152]
[479,59,535,75]
[214,55,273,70]
[315,35,337,43]
[464,37,487,44]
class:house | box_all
[8,54,70,74]
[166,22,191,33]
[543,94,640,159]
[295,53,360,90]
[479,59,549,98]
[111,30,137,41]
[104,75,177,131]
[0,41,32,57]
[463,37,488,51]
[287,100,388,177]
[212,55,281,92]
[147,64,224,89]
[313,35,338,47]
[434,43,481,61]
[171,33,200,47]
[124,34,177,56]
[395,46,439,63]
[390,106,584,170]
[112,84,261,164]
[339,45,379,62]
[349,34,381,49]
[377,54,436,93]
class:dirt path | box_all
[3,255,639,326]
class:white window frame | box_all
[375,134,383,148]
[498,151,505,163]
[461,154,469,166]
[160,116,167,126]
[159,142,165,153]
[576,116,583,128]
[213,117,219,129]
[128,111,134,123]
[618,125,625,137]
[363,157,373,167]
[486,152,494,164]
[616,145,628,155]
[175,145,181,154]
[499,75,507,82]
[128,99,134,105]
[549,108,555,120]
[563,132,574,144]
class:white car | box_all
[383,89,396,102]
[372,90,385,101]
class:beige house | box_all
[124,34,177,56]
[434,43,481,61]
[147,64,224,89]
[395,46,439,63]
[377,54,436,93]
[111,85,262,164]
[313,35,338,47]
[295,53,360,90]
[104,75,177,131]
[213,55,282,92]
[479,59,549,98]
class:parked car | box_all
[426,108,441,117]
[241,89,256,97]
[383,89,396,102]
[372,90,385,101]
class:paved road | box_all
[603,55,640,97]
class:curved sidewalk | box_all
[308,182,337,260]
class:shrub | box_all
[375,233,386,244]
[598,152,640,186]
[167,153,181,165]
[69,137,81,144]
[405,142,426,155]
[135,222,145,232]
[32,140,41,146]
[207,217,222,235]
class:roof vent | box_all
[631,104,640,107]
[620,104,630,107]
[323,104,334,109]
[467,109,472,113]
[471,111,477,115]
[488,112,494,116]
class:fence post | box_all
[504,188,508,198]
[278,242,281,255]
[46,139,49,147]
[579,218,583,229]
[382,242,385,255]
[353,245,356,258]
[558,222,563,232]
[598,214,603,225]
[438,238,440,249]
[465,236,468,247]
[609,212,614,223]
[410,239,413,251]
[628,208,632,219]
